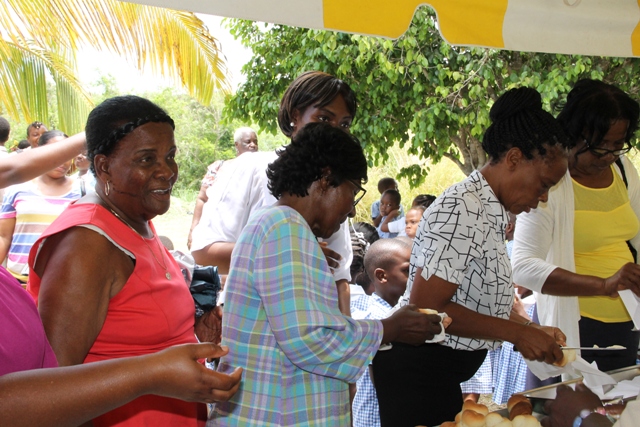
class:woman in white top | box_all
[512,79,640,372]
[373,87,570,427]
[191,71,357,315]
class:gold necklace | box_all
[95,193,172,280]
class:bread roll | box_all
[462,401,489,416]
[495,419,514,427]
[553,348,577,367]
[507,394,529,412]
[512,414,540,427]
[455,411,462,423]
[460,409,486,427]
[419,308,439,314]
[485,412,507,427]
[509,401,533,420]
[439,422,457,427]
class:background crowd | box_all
[1,71,640,427]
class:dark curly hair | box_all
[0,117,10,144]
[350,222,379,289]
[38,130,68,146]
[412,194,436,208]
[483,87,569,163]
[381,189,401,206]
[85,95,175,174]
[277,71,357,137]
[267,123,367,199]
[556,79,639,150]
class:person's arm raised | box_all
[0,343,242,427]
[0,132,85,188]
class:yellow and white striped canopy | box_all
[127,0,640,57]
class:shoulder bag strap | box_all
[615,158,637,263]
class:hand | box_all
[541,384,603,427]
[318,241,341,272]
[381,305,445,345]
[511,293,530,319]
[513,324,564,364]
[603,262,640,297]
[187,230,193,250]
[146,343,242,403]
[535,324,567,347]
[515,284,533,299]
[386,209,400,220]
[195,306,223,345]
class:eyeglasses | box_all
[582,138,632,158]
[350,180,367,207]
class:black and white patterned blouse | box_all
[397,170,513,351]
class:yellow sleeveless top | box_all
[574,165,639,323]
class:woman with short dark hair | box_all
[191,71,359,316]
[211,123,443,426]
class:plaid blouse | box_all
[211,206,383,426]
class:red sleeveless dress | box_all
[28,202,206,426]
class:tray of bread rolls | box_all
[521,364,640,401]
[435,396,542,427]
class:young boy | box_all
[377,189,403,238]
[385,194,435,238]
[371,177,403,227]
[352,237,411,427]
[404,205,425,239]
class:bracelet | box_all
[572,408,614,427]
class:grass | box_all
[354,144,465,223]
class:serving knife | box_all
[560,346,626,351]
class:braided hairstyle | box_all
[278,71,357,137]
[267,122,367,200]
[556,79,639,150]
[483,87,569,163]
[85,95,175,174]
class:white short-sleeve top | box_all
[397,170,513,351]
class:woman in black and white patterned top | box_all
[373,87,572,427]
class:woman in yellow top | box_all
[512,79,640,372]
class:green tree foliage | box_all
[225,7,640,180]
[143,88,237,194]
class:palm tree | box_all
[0,0,229,133]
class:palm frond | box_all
[1,0,230,104]
[0,38,93,133]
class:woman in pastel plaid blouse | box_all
[211,123,444,427]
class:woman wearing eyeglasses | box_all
[512,79,640,372]
[210,123,443,426]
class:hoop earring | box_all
[105,181,111,196]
